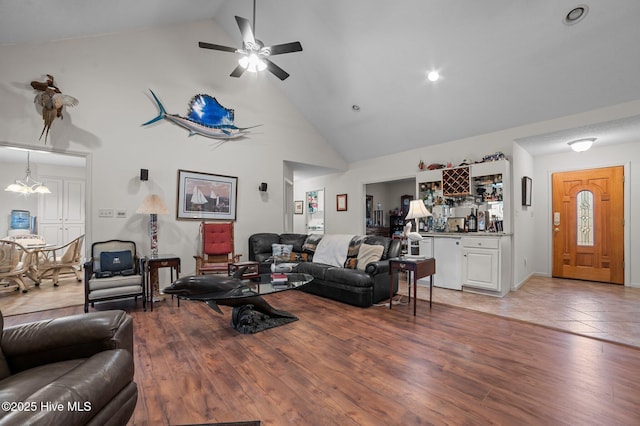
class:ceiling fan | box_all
[198,0,303,81]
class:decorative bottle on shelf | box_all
[468,209,477,232]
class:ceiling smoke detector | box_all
[564,5,589,25]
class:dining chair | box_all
[0,240,31,293]
[32,234,85,286]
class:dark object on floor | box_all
[0,309,137,425]
[231,304,298,334]
[163,268,297,323]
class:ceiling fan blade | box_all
[230,64,247,78]
[263,58,290,81]
[198,42,238,53]
[235,16,256,47]
[266,41,303,56]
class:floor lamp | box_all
[137,194,169,258]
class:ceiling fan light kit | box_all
[238,53,267,72]
[199,0,302,80]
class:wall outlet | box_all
[98,209,114,218]
[116,210,127,218]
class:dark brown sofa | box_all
[248,233,401,307]
[0,310,137,425]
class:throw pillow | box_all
[291,252,308,262]
[272,243,294,262]
[356,243,384,271]
[344,258,358,269]
[302,234,323,253]
[100,250,133,273]
[344,235,365,268]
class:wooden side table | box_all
[144,254,181,311]
[389,257,436,315]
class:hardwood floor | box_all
[4,290,640,425]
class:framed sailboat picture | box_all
[177,170,238,220]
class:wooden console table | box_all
[389,257,436,315]
[143,254,181,311]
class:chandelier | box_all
[4,151,51,194]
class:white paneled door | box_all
[38,177,85,247]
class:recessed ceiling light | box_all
[427,71,440,82]
[352,104,360,111]
[568,138,596,152]
[564,5,589,25]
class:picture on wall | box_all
[294,200,304,214]
[177,169,237,220]
[337,194,348,211]
[308,191,319,213]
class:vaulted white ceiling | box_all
[2,0,640,162]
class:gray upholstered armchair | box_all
[0,309,137,425]
[84,240,146,313]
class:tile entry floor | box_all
[396,274,640,348]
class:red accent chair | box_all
[194,221,241,275]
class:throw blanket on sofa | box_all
[312,234,356,267]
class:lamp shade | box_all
[137,194,169,215]
[405,199,432,220]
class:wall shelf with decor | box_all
[415,159,510,233]
[389,214,406,237]
[470,159,510,233]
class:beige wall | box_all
[0,19,345,275]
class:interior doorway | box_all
[551,166,624,284]
[0,145,88,244]
[305,189,324,234]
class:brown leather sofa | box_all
[0,310,137,425]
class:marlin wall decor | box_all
[142,90,260,139]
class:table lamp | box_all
[137,194,169,258]
[404,199,432,241]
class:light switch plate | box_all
[98,209,114,218]
[116,210,127,218]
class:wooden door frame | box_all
[545,162,630,285]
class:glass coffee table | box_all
[250,272,314,294]
[163,272,313,334]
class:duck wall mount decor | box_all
[30,74,78,143]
